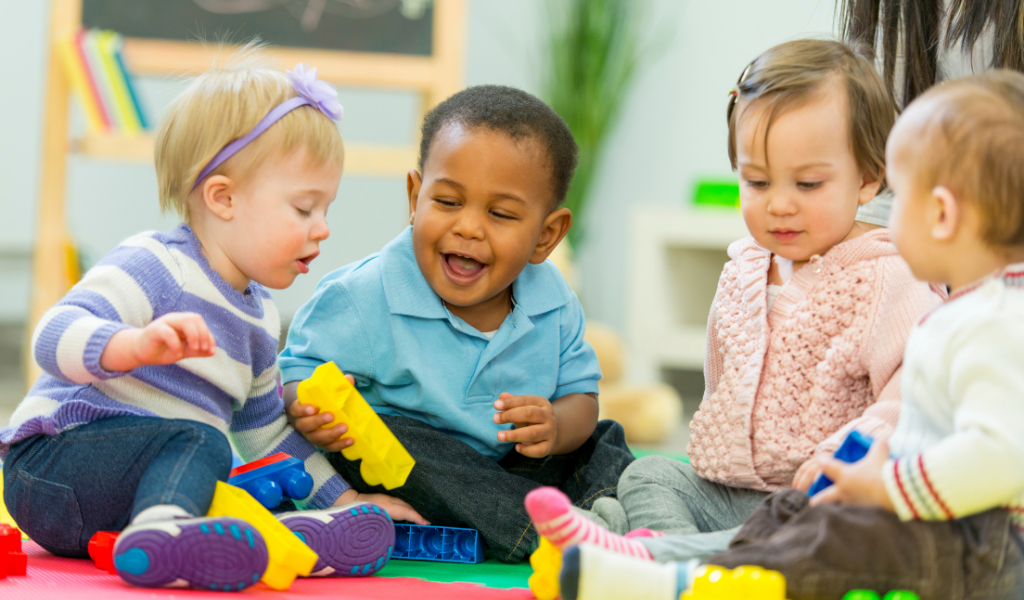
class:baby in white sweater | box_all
[557,71,1024,600]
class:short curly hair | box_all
[418,85,578,207]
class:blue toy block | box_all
[808,430,875,497]
[228,455,313,509]
[392,524,485,564]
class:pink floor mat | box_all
[0,540,535,600]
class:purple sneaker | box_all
[113,517,268,591]
[278,502,394,577]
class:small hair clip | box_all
[728,87,739,100]
[287,63,343,121]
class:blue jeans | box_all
[327,416,635,564]
[2,416,232,558]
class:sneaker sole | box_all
[281,503,394,576]
[114,518,268,591]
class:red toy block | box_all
[5,551,26,576]
[230,452,291,477]
[0,524,26,577]
[0,523,20,554]
[88,531,120,574]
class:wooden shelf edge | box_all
[70,135,415,177]
[122,39,439,90]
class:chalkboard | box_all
[82,0,434,56]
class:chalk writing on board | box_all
[192,0,430,31]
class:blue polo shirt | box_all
[279,227,602,460]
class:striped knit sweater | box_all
[882,264,1024,531]
[0,226,349,509]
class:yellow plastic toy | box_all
[297,361,416,489]
[207,481,317,590]
[528,536,562,600]
[0,471,27,541]
[681,564,789,600]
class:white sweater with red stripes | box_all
[882,265,1024,529]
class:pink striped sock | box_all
[525,487,652,560]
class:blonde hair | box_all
[903,70,1024,247]
[726,39,894,189]
[156,48,344,221]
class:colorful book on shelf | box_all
[57,35,106,133]
[97,30,142,136]
[63,28,150,137]
[113,40,149,130]
[80,29,124,132]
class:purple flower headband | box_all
[191,63,343,190]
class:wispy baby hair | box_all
[726,39,894,189]
[902,70,1024,247]
[155,42,344,221]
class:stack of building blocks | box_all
[205,481,317,590]
[297,362,416,489]
[527,536,561,600]
[808,430,875,496]
[0,523,28,578]
[392,524,485,564]
[681,564,788,599]
[228,453,314,509]
[87,531,119,575]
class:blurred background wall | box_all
[0,1,838,428]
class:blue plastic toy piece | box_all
[392,524,485,564]
[227,454,313,509]
[808,430,875,497]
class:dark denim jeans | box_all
[2,416,232,558]
[710,489,1024,600]
[327,416,635,564]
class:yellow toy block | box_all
[207,481,317,590]
[528,536,562,600]
[297,361,415,489]
[0,471,28,540]
[681,564,788,600]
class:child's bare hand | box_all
[287,374,356,452]
[334,489,429,525]
[792,453,830,492]
[493,393,557,458]
[809,439,894,511]
[101,312,216,372]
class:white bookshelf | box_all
[626,206,749,383]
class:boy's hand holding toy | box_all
[286,376,356,453]
[809,438,895,511]
[100,312,216,372]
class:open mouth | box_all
[442,253,488,284]
[295,251,319,274]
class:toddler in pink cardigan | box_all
[523,39,945,564]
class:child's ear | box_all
[201,175,237,221]
[930,185,959,241]
[530,207,573,264]
[858,169,884,205]
[407,170,422,225]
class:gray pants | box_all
[617,456,769,562]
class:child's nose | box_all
[311,218,330,241]
[766,190,798,215]
[452,211,486,240]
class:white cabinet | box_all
[626,206,748,383]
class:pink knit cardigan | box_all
[687,229,946,491]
